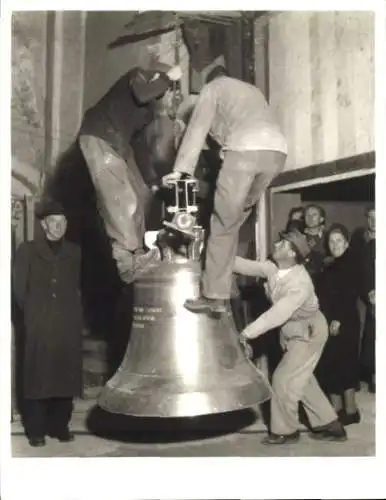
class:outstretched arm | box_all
[233,256,277,279]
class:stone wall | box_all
[12,11,87,196]
[12,12,48,196]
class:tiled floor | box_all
[11,388,375,458]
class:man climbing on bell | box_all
[162,66,287,314]
[79,63,182,284]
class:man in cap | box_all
[13,200,83,447]
[233,229,347,445]
[78,63,182,284]
[162,66,287,314]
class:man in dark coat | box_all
[13,200,83,447]
[351,204,376,391]
[78,63,182,285]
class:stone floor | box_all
[11,387,375,458]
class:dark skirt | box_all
[315,319,361,394]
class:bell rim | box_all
[97,380,272,418]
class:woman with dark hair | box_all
[316,223,362,425]
[285,206,305,233]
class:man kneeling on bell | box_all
[78,63,182,283]
[234,229,347,445]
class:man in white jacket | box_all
[234,229,347,445]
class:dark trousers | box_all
[23,397,74,439]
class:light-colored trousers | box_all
[270,311,338,435]
[79,134,151,281]
[202,150,286,299]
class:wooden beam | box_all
[270,151,375,190]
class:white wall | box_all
[268,11,374,170]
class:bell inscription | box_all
[133,306,163,329]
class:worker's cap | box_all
[280,228,311,259]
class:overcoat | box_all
[13,237,83,399]
[315,248,361,393]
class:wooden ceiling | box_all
[179,11,266,24]
[124,11,266,35]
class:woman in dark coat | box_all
[315,224,362,426]
[13,200,83,447]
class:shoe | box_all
[342,411,361,426]
[184,296,227,314]
[309,419,347,442]
[28,437,46,447]
[261,431,300,445]
[48,430,75,442]
[337,409,346,423]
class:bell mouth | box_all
[98,371,271,418]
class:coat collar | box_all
[35,236,74,261]
[304,226,324,240]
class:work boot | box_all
[309,419,347,442]
[341,410,361,426]
[261,431,300,445]
[48,429,75,442]
[337,409,346,423]
[28,436,46,447]
[184,296,227,314]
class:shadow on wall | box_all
[43,142,123,350]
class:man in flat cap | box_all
[233,229,347,445]
[78,63,182,284]
[162,66,287,314]
[13,200,83,447]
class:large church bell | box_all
[98,178,272,418]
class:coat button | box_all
[52,293,56,298]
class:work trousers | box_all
[270,313,337,435]
[79,135,151,280]
[23,397,74,439]
[202,150,286,299]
